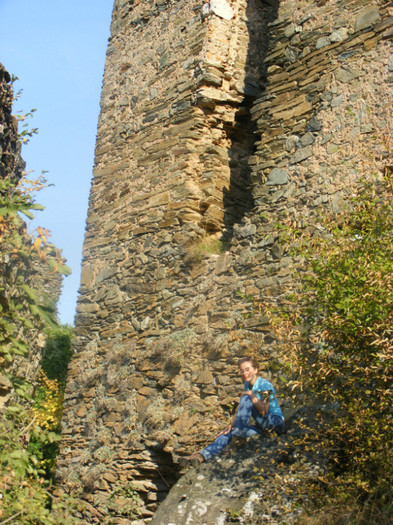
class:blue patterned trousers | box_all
[200,394,284,461]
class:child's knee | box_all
[239,394,253,409]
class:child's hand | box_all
[243,390,254,398]
[217,423,233,437]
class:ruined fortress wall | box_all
[58,1,393,522]
[58,1,275,519]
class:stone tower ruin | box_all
[57,0,393,522]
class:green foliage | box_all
[286,173,393,522]
[306,178,393,355]
[226,507,244,522]
[30,325,73,475]
[0,153,77,521]
[0,404,82,524]
[17,110,39,144]
[0,177,64,392]
[0,322,75,522]
[12,83,39,144]
[41,325,74,383]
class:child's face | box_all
[239,361,258,385]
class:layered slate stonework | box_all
[57,0,393,522]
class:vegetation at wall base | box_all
[274,171,393,524]
[0,175,80,523]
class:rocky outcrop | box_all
[151,407,328,525]
[57,0,393,522]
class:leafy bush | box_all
[287,172,393,522]
[30,326,74,474]
[0,171,78,522]
[0,404,81,525]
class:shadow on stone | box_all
[222,0,279,242]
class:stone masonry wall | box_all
[58,1,393,523]
[58,1,277,521]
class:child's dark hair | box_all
[238,356,258,369]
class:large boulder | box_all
[151,407,328,525]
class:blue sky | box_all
[0,0,114,324]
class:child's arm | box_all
[244,390,270,416]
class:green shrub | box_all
[0,170,77,522]
[288,173,393,522]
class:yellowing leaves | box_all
[33,226,49,251]
[32,371,63,431]
[33,237,42,250]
